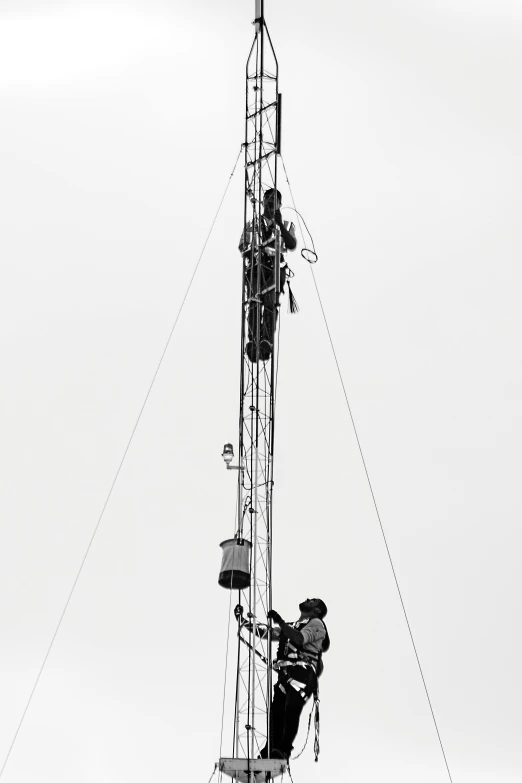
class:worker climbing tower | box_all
[217,2,286,781]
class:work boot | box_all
[259,339,272,361]
[245,341,257,363]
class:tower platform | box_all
[219,757,288,782]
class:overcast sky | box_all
[0,1,521,781]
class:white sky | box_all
[0,0,521,781]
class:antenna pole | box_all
[219,2,283,778]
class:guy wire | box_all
[279,154,454,783]
[0,147,243,781]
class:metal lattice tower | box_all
[218,2,285,781]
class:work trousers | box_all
[246,259,286,345]
[260,665,316,759]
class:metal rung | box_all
[219,757,287,781]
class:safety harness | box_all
[276,618,329,762]
[240,217,295,261]
[276,619,325,674]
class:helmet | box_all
[263,187,282,202]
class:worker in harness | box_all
[259,597,330,761]
[238,188,297,362]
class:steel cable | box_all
[0,147,243,781]
[279,155,454,783]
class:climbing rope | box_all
[219,540,235,758]
[265,113,316,266]
[281,206,318,265]
[279,154,454,783]
[0,147,243,782]
[290,695,316,760]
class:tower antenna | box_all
[217,2,286,781]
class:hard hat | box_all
[263,187,282,201]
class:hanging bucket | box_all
[218,538,251,590]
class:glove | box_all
[274,209,283,228]
[267,609,284,625]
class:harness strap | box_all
[237,633,269,666]
[275,660,311,670]
[285,643,320,660]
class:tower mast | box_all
[218,2,285,780]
